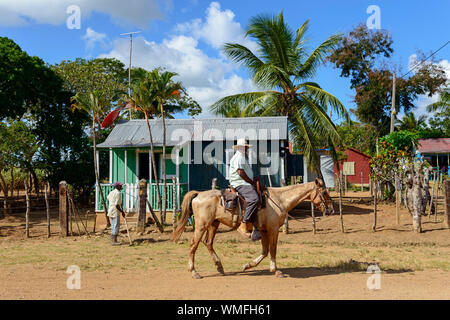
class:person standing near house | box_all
[229,138,261,241]
[107,181,126,246]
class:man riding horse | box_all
[229,138,261,241]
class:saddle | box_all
[220,186,246,230]
[221,186,246,210]
[220,180,267,229]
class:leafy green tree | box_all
[336,121,378,155]
[0,37,65,120]
[380,130,419,152]
[328,25,447,135]
[211,13,349,176]
[52,58,127,103]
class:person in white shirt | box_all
[228,138,261,241]
[107,181,126,246]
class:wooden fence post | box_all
[172,177,177,232]
[137,179,147,234]
[45,182,50,238]
[281,178,289,234]
[344,173,347,194]
[395,176,400,225]
[372,182,377,232]
[25,180,30,238]
[59,181,69,237]
[434,180,440,223]
[339,173,345,233]
[361,169,364,192]
[428,172,436,218]
[444,180,449,229]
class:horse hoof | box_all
[276,271,286,278]
[192,272,202,279]
[217,267,225,275]
[242,264,250,272]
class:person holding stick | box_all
[107,181,126,246]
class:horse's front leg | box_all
[268,230,286,278]
[189,224,207,279]
[242,230,269,272]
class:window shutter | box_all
[343,161,355,175]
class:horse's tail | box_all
[173,190,199,243]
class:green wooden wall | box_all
[110,147,188,184]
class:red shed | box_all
[335,147,371,185]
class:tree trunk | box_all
[160,101,167,225]
[92,116,110,227]
[29,167,39,196]
[144,113,163,226]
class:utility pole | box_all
[120,31,141,120]
[390,71,396,133]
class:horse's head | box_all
[311,178,334,215]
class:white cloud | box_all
[82,27,108,50]
[0,0,163,28]
[174,2,258,52]
[408,54,450,117]
[99,34,258,116]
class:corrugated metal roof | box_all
[97,117,288,148]
[417,138,450,154]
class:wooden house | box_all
[95,117,289,214]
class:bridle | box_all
[312,185,332,214]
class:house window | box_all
[225,149,234,180]
[343,161,355,176]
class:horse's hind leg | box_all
[203,220,225,275]
[189,223,207,279]
[242,230,269,272]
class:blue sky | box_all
[1,0,449,121]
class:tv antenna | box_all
[120,31,142,120]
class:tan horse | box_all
[173,178,334,279]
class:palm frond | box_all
[295,33,342,80]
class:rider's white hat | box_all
[233,138,252,149]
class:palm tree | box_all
[127,69,186,225]
[211,13,349,176]
[427,87,450,112]
[396,112,427,131]
[71,91,110,226]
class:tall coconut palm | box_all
[396,112,427,131]
[211,13,349,176]
[127,69,186,225]
[71,91,110,226]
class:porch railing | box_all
[95,182,188,212]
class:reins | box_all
[263,185,330,221]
